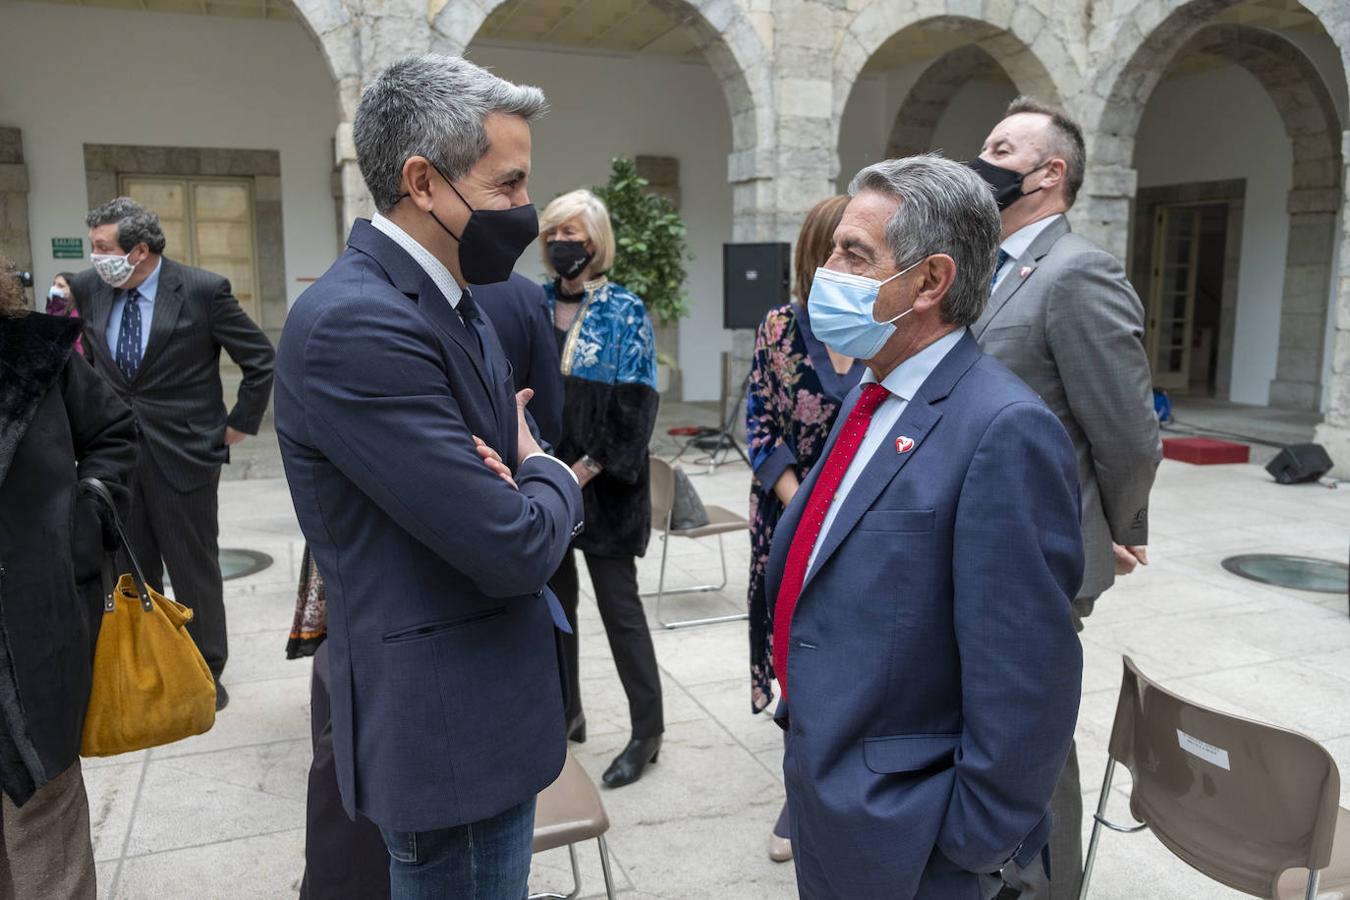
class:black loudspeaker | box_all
[724,242,791,329]
[1265,443,1333,484]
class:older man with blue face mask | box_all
[766,153,1085,899]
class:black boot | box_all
[567,713,587,744]
[601,735,661,788]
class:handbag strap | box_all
[81,477,154,612]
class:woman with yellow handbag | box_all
[0,258,137,900]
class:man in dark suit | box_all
[968,97,1162,900]
[476,272,563,446]
[297,273,562,900]
[275,54,583,898]
[768,154,1084,899]
[73,197,274,710]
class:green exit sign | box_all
[52,237,83,259]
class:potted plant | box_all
[594,158,692,392]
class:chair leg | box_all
[597,834,617,900]
[526,844,583,900]
[1079,758,1117,899]
[648,534,749,629]
[1305,869,1321,900]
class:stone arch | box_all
[428,0,776,226]
[884,44,1010,158]
[1093,17,1345,411]
[833,1,1073,134]
[287,0,363,121]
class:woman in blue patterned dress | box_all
[745,195,864,860]
[540,190,665,788]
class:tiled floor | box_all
[88,441,1350,899]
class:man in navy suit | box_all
[767,154,1084,899]
[275,54,583,899]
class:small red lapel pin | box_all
[895,436,915,454]
[1019,266,1033,278]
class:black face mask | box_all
[402,164,539,285]
[967,157,1050,211]
[547,240,593,280]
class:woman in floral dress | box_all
[745,195,865,861]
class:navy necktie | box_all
[117,289,144,381]
[991,249,1011,294]
[458,290,493,381]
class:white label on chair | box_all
[1176,729,1230,771]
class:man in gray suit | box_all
[73,198,275,711]
[968,98,1161,899]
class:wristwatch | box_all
[579,454,602,475]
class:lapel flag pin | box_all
[895,436,915,454]
[1020,266,1033,278]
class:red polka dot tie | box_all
[773,383,890,700]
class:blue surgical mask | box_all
[806,259,924,359]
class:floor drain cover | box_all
[164,549,273,586]
[1220,554,1348,594]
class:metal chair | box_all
[642,455,749,629]
[529,753,617,900]
[1080,656,1350,900]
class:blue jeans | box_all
[379,797,536,900]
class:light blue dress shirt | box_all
[106,258,163,358]
[806,326,966,574]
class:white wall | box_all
[1135,66,1295,407]
[0,2,339,307]
[469,42,735,401]
[836,64,1016,192]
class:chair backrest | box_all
[648,455,675,531]
[1107,656,1341,896]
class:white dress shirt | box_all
[370,213,575,483]
[106,257,162,357]
[806,327,966,574]
[991,214,1063,293]
[371,213,464,310]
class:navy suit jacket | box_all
[474,273,563,447]
[275,220,583,832]
[769,331,1084,899]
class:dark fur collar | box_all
[0,313,82,487]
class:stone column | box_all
[1312,138,1350,475]
[335,122,374,236]
[0,126,33,306]
[1268,185,1340,411]
[1074,162,1137,264]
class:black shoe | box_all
[567,713,587,744]
[601,736,661,788]
[215,680,230,712]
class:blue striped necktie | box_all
[990,249,1011,294]
[117,289,144,381]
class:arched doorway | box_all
[834,2,1066,191]
[422,0,772,401]
[1095,2,1346,411]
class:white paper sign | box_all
[1177,729,1231,771]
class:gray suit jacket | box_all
[72,258,275,492]
[973,216,1161,600]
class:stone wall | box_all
[0,127,32,306]
[282,0,1350,469]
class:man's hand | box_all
[515,389,543,465]
[474,436,517,489]
[571,460,598,488]
[225,426,248,446]
[1113,543,1149,576]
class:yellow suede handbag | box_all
[80,479,216,757]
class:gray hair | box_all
[354,54,548,214]
[847,153,1001,328]
[85,197,167,254]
